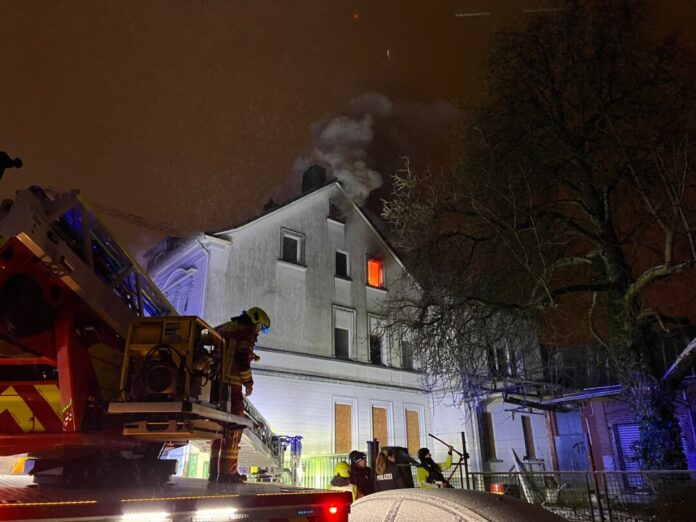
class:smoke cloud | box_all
[284,92,459,207]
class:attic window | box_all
[281,229,304,265]
[329,200,344,222]
[367,257,384,288]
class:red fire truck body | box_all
[0,187,351,521]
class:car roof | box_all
[349,489,566,522]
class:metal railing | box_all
[438,470,696,522]
[301,454,696,520]
[299,454,349,490]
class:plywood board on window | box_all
[406,409,420,457]
[372,406,388,445]
[335,403,352,454]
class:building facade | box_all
[148,180,555,477]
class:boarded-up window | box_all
[522,416,536,459]
[482,411,497,460]
[335,403,352,454]
[372,406,388,445]
[406,409,421,457]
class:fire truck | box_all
[0,185,351,521]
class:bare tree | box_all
[383,0,696,470]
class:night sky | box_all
[1,1,694,259]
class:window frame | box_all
[404,404,426,457]
[369,400,394,446]
[332,396,359,454]
[368,314,388,366]
[335,250,350,279]
[521,415,536,460]
[366,256,385,289]
[481,410,497,461]
[333,305,356,360]
[280,228,305,266]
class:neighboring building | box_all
[147,173,555,478]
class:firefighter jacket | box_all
[416,453,452,489]
[375,461,407,492]
[216,316,258,386]
[327,475,357,501]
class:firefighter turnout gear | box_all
[208,310,267,483]
[416,447,453,489]
[246,307,270,331]
[328,461,357,500]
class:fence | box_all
[302,453,696,521]
[299,453,349,490]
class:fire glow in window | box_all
[367,258,384,288]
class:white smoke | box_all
[287,92,458,208]
[294,93,392,205]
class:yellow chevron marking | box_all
[34,383,63,420]
[0,386,45,433]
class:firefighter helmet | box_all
[246,307,270,330]
[335,461,351,478]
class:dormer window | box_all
[367,257,384,288]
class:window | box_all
[370,335,382,365]
[367,257,384,288]
[522,416,536,459]
[481,411,497,460]
[369,316,387,366]
[372,406,388,445]
[402,340,415,370]
[335,402,353,454]
[406,409,421,457]
[333,307,355,360]
[281,229,304,265]
[335,328,350,360]
[335,251,349,278]
[329,200,344,222]
[488,342,517,377]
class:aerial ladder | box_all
[0,185,282,485]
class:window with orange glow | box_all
[367,258,384,288]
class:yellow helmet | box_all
[246,307,270,331]
[335,461,351,478]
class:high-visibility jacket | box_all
[417,453,452,489]
[327,475,358,501]
[216,316,257,386]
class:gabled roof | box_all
[207,181,406,270]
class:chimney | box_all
[301,165,327,194]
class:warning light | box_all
[329,505,339,515]
[490,483,505,495]
[352,13,360,20]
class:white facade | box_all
[148,181,553,473]
[149,183,430,459]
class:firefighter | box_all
[327,461,357,500]
[208,307,270,483]
[416,446,453,488]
